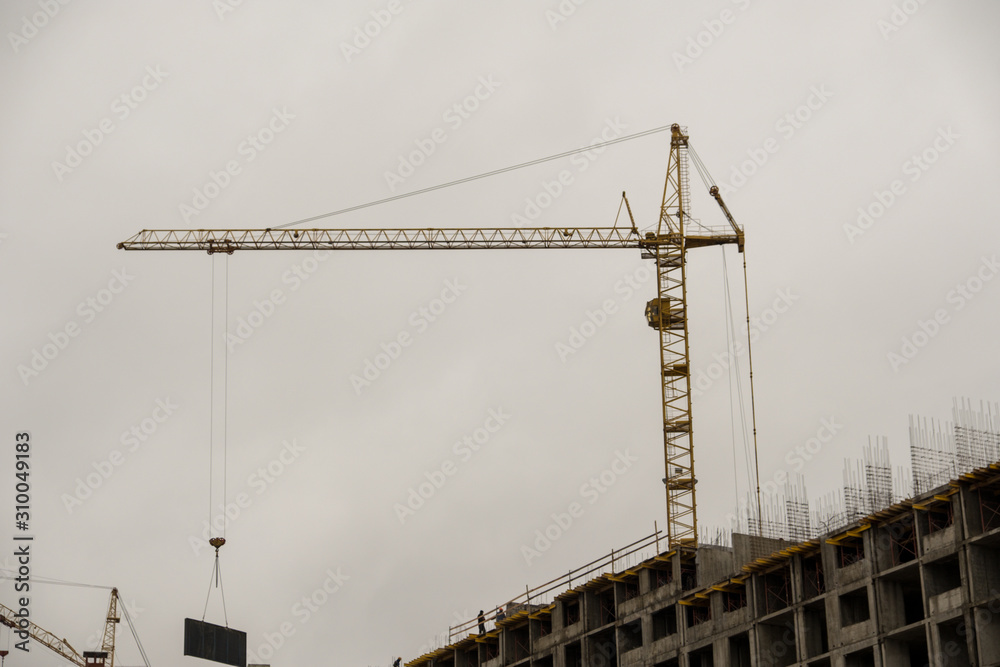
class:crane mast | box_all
[0,588,121,666]
[643,125,742,546]
[118,124,744,548]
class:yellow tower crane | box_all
[0,588,121,666]
[118,124,745,548]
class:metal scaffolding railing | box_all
[446,527,664,644]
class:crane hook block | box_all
[209,537,226,552]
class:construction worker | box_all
[478,610,486,634]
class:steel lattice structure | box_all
[0,588,122,666]
[118,124,743,548]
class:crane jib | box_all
[116,227,741,253]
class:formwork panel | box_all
[183,618,247,667]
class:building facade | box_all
[407,462,1000,667]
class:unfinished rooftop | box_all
[406,400,1000,667]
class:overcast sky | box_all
[2,1,999,665]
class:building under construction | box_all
[405,403,1000,667]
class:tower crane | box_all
[118,124,745,548]
[0,588,121,666]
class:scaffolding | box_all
[925,501,954,534]
[979,486,1000,533]
[723,587,747,612]
[886,516,917,566]
[761,567,792,614]
[801,554,824,598]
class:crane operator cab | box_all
[644,298,685,331]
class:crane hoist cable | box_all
[203,256,231,628]
[208,255,230,540]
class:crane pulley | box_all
[118,124,748,548]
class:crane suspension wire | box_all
[741,248,764,533]
[723,253,741,520]
[272,124,675,229]
[0,573,113,589]
[120,600,150,667]
[202,551,230,627]
[721,253,748,517]
[722,251,757,522]
[687,145,713,189]
[689,141,764,534]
